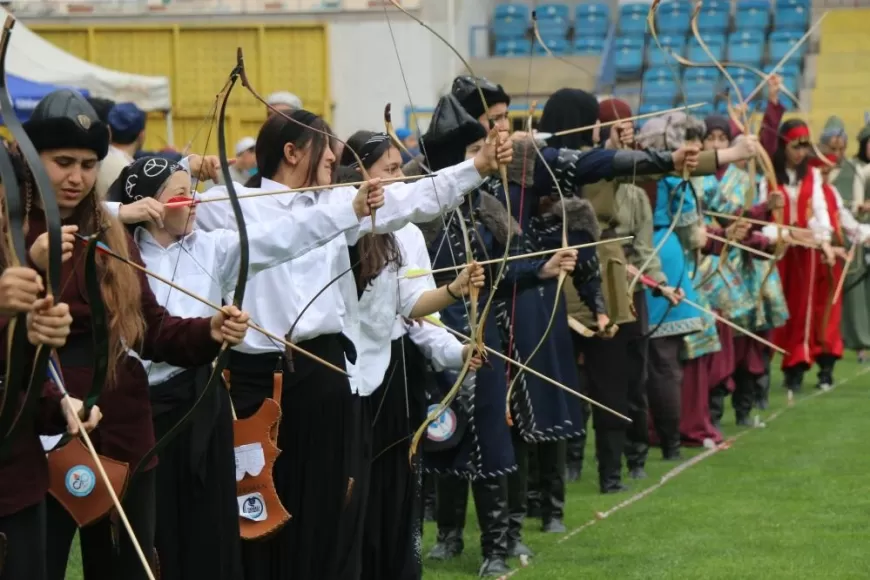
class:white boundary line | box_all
[499,364,870,578]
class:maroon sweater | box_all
[0,208,220,517]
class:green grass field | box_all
[66,355,870,579]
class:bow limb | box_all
[132,61,249,477]
[0,15,66,449]
[0,15,156,578]
[386,0,512,357]
[0,86,29,451]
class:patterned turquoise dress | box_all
[697,165,789,332]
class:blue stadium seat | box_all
[774,0,810,9]
[573,36,605,55]
[495,3,530,21]
[648,39,686,67]
[615,46,644,78]
[637,101,670,125]
[642,78,678,105]
[615,35,645,50]
[728,37,764,66]
[687,34,726,62]
[494,38,532,56]
[533,36,570,55]
[765,62,801,79]
[769,30,806,63]
[731,30,766,43]
[619,11,648,34]
[643,66,674,84]
[535,3,570,23]
[685,81,718,103]
[493,3,530,40]
[656,4,692,35]
[774,4,808,30]
[493,20,529,40]
[692,102,716,116]
[697,3,731,34]
[685,68,721,84]
[619,2,648,17]
[735,0,770,30]
[575,2,610,37]
[537,20,570,40]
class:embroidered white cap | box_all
[235,136,256,156]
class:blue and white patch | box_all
[238,492,267,522]
[426,405,457,442]
[65,465,96,498]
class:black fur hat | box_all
[419,94,487,172]
[23,89,110,160]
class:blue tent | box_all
[2,75,89,123]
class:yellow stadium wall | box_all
[810,8,870,143]
[28,23,330,157]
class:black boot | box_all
[709,384,727,430]
[784,364,806,393]
[428,476,468,561]
[507,436,534,558]
[596,429,628,493]
[624,401,649,479]
[538,441,567,532]
[657,418,682,461]
[422,473,436,522]
[472,477,511,577]
[566,435,585,483]
[732,369,755,426]
[816,354,837,390]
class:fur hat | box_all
[23,89,109,160]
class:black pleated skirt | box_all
[228,334,370,580]
[151,366,242,580]
[362,336,429,580]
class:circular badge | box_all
[65,465,96,498]
[426,404,457,442]
[242,495,265,520]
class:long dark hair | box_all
[774,119,809,185]
[338,130,402,290]
[246,109,336,188]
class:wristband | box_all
[445,284,462,301]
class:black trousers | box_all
[229,335,370,580]
[45,468,156,580]
[646,336,684,448]
[362,337,425,580]
[151,368,242,580]
[625,294,652,468]
[0,501,46,580]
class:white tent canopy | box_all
[4,10,171,111]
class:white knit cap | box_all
[235,137,256,156]
[266,91,303,110]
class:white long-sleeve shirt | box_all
[355,224,466,396]
[194,159,484,394]
[759,167,832,243]
[102,201,363,385]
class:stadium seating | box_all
[734,0,770,31]
[493,3,530,40]
[656,3,692,35]
[534,36,570,56]
[618,3,648,35]
[769,30,806,63]
[687,33,727,62]
[615,45,645,78]
[728,35,764,66]
[696,1,731,34]
[774,2,809,30]
[648,36,686,68]
[494,37,532,57]
[575,3,610,37]
[574,36,605,55]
